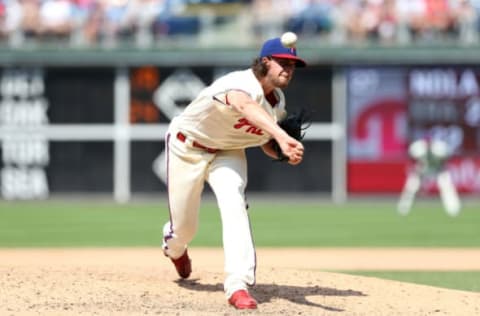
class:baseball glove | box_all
[271,108,311,162]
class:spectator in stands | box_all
[423,0,455,39]
[121,0,163,46]
[18,0,41,39]
[402,0,454,41]
[375,0,398,43]
[286,0,335,37]
[69,0,102,45]
[452,0,478,44]
[0,1,7,39]
[100,0,129,46]
[340,0,379,42]
[0,0,23,45]
[339,0,460,44]
[251,0,291,42]
[471,0,480,29]
[152,0,187,37]
[1,0,480,47]
[38,0,75,40]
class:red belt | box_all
[176,132,218,153]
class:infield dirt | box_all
[1,248,479,315]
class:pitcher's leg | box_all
[207,150,256,298]
[163,133,209,259]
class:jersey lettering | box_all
[234,118,264,135]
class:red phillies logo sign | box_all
[234,118,264,135]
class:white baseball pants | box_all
[162,130,256,298]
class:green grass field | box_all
[0,198,479,292]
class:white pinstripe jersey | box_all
[169,69,287,150]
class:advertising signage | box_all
[347,66,480,194]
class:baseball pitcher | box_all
[162,33,308,309]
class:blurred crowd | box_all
[0,0,479,48]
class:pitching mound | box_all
[1,248,479,315]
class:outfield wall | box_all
[0,47,479,202]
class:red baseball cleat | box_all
[228,290,258,309]
[166,249,191,279]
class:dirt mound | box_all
[1,248,479,315]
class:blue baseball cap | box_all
[259,37,306,67]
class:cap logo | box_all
[259,36,306,67]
